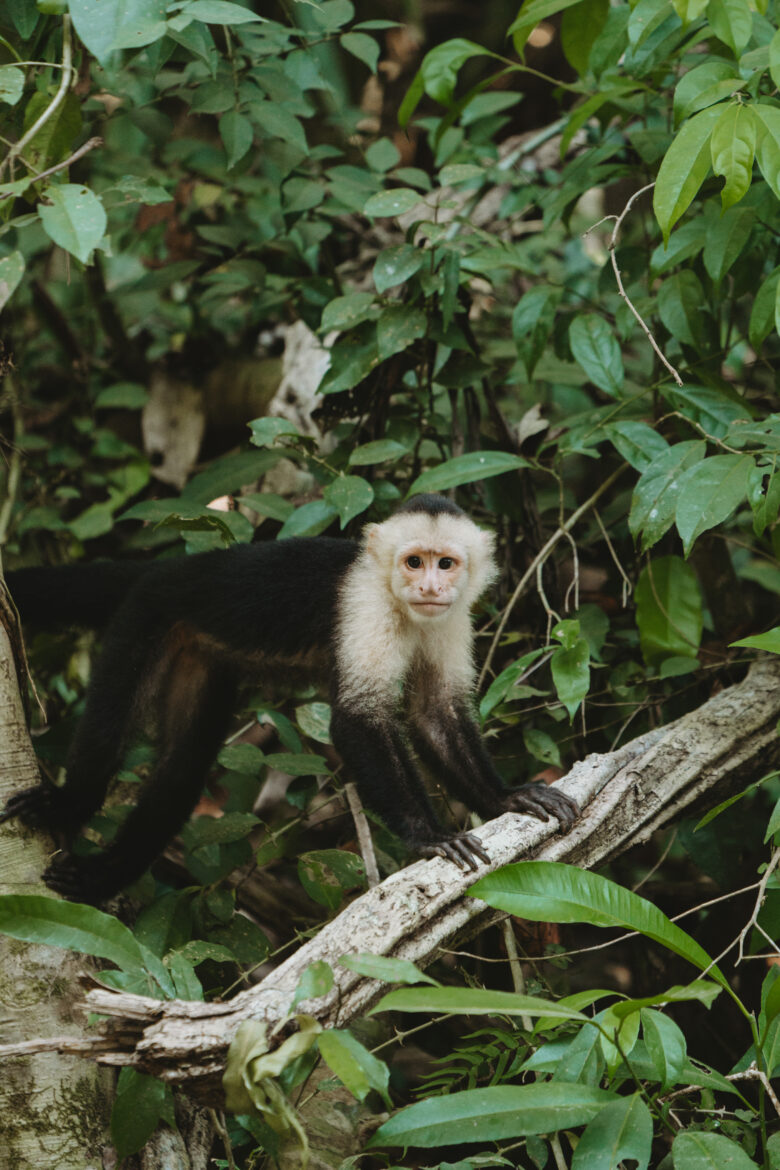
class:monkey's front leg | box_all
[501,782,579,829]
[330,704,490,871]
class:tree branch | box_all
[3,658,780,1102]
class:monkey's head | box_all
[365,494,497,624]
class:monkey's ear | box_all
[364,524,382,556]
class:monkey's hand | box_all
[418,831,491,872]
[0,783,64,831]
[42,853,116,904]
[503,783,579,830]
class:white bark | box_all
[0,613,114,1168]
[4,657,780,1106]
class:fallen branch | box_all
[4,658,780,1102]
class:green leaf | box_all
[318,1029,390,1104]
[672,1130,760,1169]
[731,626,780,654]
[571,1093,652,1170]
[512,286,561,380]
[348,439,408,466]
[298,849,366,910]
[674,59,740,125]
[320,293,377,332]
[440,163,484,185]
[291,962,334,1009]
[661,383,751,439]
[38,184,106,264]
[262,752,328,775]
[218,743,265,774]
[657,270,709,349]
[0,895,172,994]
[94,382,148,409]
[408,451,528,494]
[635,556,702,665]
[551,637,590,719]
[469,861,727,988]
[0,251,24,312]
[322,476,374,526]
[219,110,253,169]
[702,205,754,284]
[376,305,427,360]
[749,265,780,350]
[111,1069,173,1160]
[277,500,338,538]
[0,65,24,106]
[362,187,421,218]
[654,105,721,242]
[179,0,265,24]
[675,453,753,554]
[479,647,548,719]
[561,0,609,76]
[710,103,756,211]
[68,0,167,62]
[369,1083,616,1148]
[248,416,300,447]
[373,244,424,293]
[510,0,590,52]
[629,441,706,551]
[605,421,669,472]
[707,0,753,55]
[340,32,380,73]
[373,985,589,1021]
[568,314,624,396]
[419,38,492,104]
[640,1008,686,1089]
[295,701,332,744]
[339,953,439,985]
[364,138,401,172]
[754,104,780,201]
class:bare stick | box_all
[344,781,380,887]
[586,184,683,386]
[0,17,73,180]
[479,463,627,687]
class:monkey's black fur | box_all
[2,498,578,901]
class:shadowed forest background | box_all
[1,0,780,1166]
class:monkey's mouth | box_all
[411,601,451,615]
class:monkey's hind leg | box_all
[44,648,238,903]
[0,619,154,839]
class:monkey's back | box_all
[129,537,360,661]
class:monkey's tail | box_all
[5,561,148,628]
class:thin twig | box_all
[479,464,628,687]
[586,183,683,387]
[502,921,533,1031]
[594,507,632,608]
[344,781,380,887]
[736,848,780,964]
[0,16,73,181]
[0,136,102,201]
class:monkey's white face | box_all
[393,542,468,620]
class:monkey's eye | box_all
[438,557,454,570]
[406,555,422,569]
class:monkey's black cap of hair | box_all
[395,493,465,517]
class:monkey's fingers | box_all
[0,783,56,827]
[43,855,103,904]
[421,832,490,871]
[504,783,580,830]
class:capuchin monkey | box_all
[0,494,578,902]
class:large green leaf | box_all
[369,1083,616,1148]
[0,895,172,994]
[672,1130,759,1169]
[629,441,706,550]
[469,862,728,989]
[707,0,752,55]
[318,1030,390,1104]
[571,1093,652,1170]
[408,451,528,494]
[674,453,753,554]
[635,555,702,665]
[569,314,624,396]
[710,103,756,210]
[657,270,709,349]
[654,105,721,242]
[641,1008,686,1089]
[754,104,780,201]
[373,985,588,1021]
[69,0,166,62]
[38,184,106,264]
[0,251,24,312]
